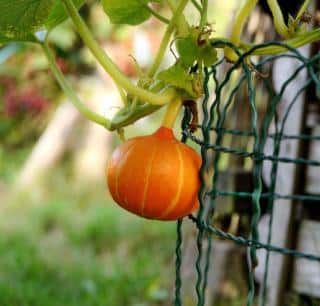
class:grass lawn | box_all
[0,172,177,306]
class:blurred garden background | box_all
[2,1,320,306]
[0,1,236,305]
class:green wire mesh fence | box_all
[175,41,320,306]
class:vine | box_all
[0,0,319,133]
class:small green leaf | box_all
[175,35,199,67]
[157,63,196,98]
[199,44,217,67]
[176,33,218,68]
[102,0,151,25]
[0,0,54,43]
[45,0,86,30]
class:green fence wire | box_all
[175,41,320,306]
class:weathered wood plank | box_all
[262,43,312,306]
[293,220,320,297]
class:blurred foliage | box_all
[0,168,176,306]
[0,47,54,148]
[0,1,146,149]
[0,1,229,303]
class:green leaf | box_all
[45,0,86,30]
[0,0,54,43]
[157,63,196,98]
[199,44,217,67]
[175,35,199,67]
[0,33,37,44]
[175,32,218,68]
[102,0,151,25]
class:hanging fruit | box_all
[107,126,201,221]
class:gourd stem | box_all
[162,98,183,129]
[61,0,175,106]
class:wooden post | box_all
[262,44,312,306]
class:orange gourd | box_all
[107,126,201,221]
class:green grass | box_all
[0,174,177,306]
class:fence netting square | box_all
[174,41,320,306]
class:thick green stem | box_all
[166,0,175,11]
[241,28,320,55]
[200,0,208,28]
[162,97,183,128]
[110,80,173,130]
[61,0,175,106]
[148,0,190,77]
[267,0,290,38]
[147,27,172,77]
[167,0,190,36]
[211,27,320,56]
[110,104,160,130]
[191,0,202,12]
[225,0,258,61]
[42,42,111,129]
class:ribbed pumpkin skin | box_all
[107,127,201,221]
